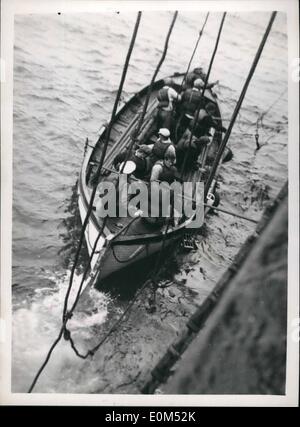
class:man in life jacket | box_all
[148,128,176,167]
[176,135,211,170]
[113,144,152,180]
[184,67,219,90]
[156,77,181,137]
[176,78,205,139]
[188,101,227,138]
[150,155,177,184]
[145,154,178,226]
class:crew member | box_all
[148,128,176,167]
[177,79,205,137]
[146,154,178,226]
[176,135,210,169]
[113,144,152,179]
[150,155,177,184]
[188,102,227,138]
[184,66,219,90]
[156,77,181,137]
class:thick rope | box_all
[66,12,277,365]
[180,12,226,175]
[120,11,178,170]
[204,11,277,197]
[27,12,142,393]
[63,12,142,320]
[43,11,179,364]
[141,181,288,394]
[179,12,210,92]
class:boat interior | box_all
[84,76,223,240]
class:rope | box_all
[179,12,210,92]
[120,11,178,170]
[63,11,142,320]
[204,11,277,197]
[141,181,288,394]
[65,11,279,374]
[203,203,258,224]
[27,12,142,393]
[29,11,180,370]
[180,12,227,175]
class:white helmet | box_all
[193,78,204,89]
[119,160,136,175]
[158,128,171,138]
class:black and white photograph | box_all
[1,0,299,406]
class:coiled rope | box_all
[28,12,142,393]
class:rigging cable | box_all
[66,11,279,372]
[121,11,178,169]
[29,11,180,378]
[63,12,142,321]
[27,11,142,393]
[204,11,278,197]
[179,12,210,92]
[180,12,227,175]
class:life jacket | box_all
[155,160,176,184]
[181,89,203,117]
[151,139,172,163]
[131,153,147,179]
[189,109,211,137]
[157,87,170,109]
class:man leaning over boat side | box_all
[188,101,227,138]
[176,135,211,170]
[184,66,219,91]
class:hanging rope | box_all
[28,12,142,393]
[254,88,286,150]
[63,12,142,320]
[204,11,277,197]
[180,12,227,175]
[141,183,288,394]
[179,12,210,92]
[65,10,278,372]
[120,11,178,172]
[62,217,174,360]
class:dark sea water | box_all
[12,11,288,393]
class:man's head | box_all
[205,102,217,116]
[192,136,210,149]
[163,155,174,169]
[158,128,171,143]
[164,77,174,87]
[194,67,204,74]
[135,144,152,158]
[193,78,204,90]
[119,160,136,175]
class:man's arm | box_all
[166,145,177,164]
[150,164,163,182]
[113,150,126,169]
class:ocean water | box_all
[12,11,288,393]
